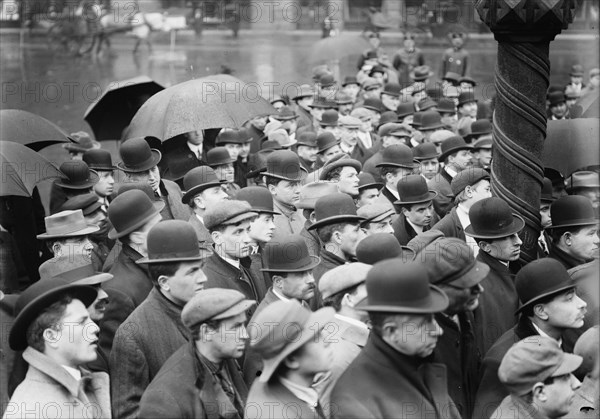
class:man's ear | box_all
[157,275,170,292]
[211,231,221,245]
[267,183,276,195]
[272,275,283,290]
[478,240,491,254]
[282,354,300,371]
[194,195,206,210]
[43,328,60,349]
[532,382,547,401]
[533,304,549,321]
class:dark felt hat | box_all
[515,258,576,314]
[309,97,338,109]
[107,189,165,240]
[261,234,320,272]
[60,193,102,216]
[413,142,440,161]
[410,65,434,82]
[204,200,258,232]
[410,111,424,128]
[394,174,438,205]
[273,106,300,121]
[435,98,457,114]
[37,209,100,240]
[396,102,415,119]
[465,197,525,239]
[118,137,162,173]
[270,95,286,105]
[137,220,206,264]
[419,110,445,131]
[9,278,98,350]
[417,98,438,112]
[426,86,444,102]
[356,233,415,265]
[450,168,490,195]
[182,166,226,204]
[363,98,384,113]
[262,150,308,181]
[362,79,382,91]
[382,82,401,97]
[342,76,359,87]
[319,73,337,88]
[357,259,448,313]
[235,186,278,215]
[83,149,116,171]
[378,112,400,129]
[459,76,477,86]
[358,172,384,191]
[466,119,492,140]
[207,147,236,167]
[375,144,419,169]
[458,91,478,107]
[319,155,362,180]
[308,193,366,230]
[541,177,555,203]
[55,161,99,190]
[442,72,461,84]
[316,132,340,154]
[570,64,585,77]
[369,65,386,77]
[546,195,598,230]
[320,109,339,127]
[296,131,318,147]
[215,130,244,145]
[439,135,472,162]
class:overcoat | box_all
[431,206,466,241]
[428,169,454,218]
[299,221,322,258]
[392,212,438,246]
[271,200,306,244]
[157,179,192,221]
[188,213,214,249]
[491,396,541,419]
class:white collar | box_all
[532,322,563,347]
[445,166,458,178]
[272,288,290,302]
[278,376,320,410]
[406,218,424,234]
[335,314,369,330]
[385,185,399,199]
[456,204,480,256]
[195,214,205,224]
[187,142,202,152]
[62,365,81,381]
[220,253,240,270]
[410,137,420,148]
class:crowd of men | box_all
[1,36,599,419]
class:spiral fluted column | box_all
[475,0,577,264]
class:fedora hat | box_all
[308,192,366,230]
[375,144,419,169]
[273,106,299,121]
[316,132,340,153]
[319,155,362,180]
[207,147,236,167]
[63,131,100,153]
[261,234,320,272]
[395,175,437,205]
[183,288,256,330]
[540,177,555,203]
[292,84,315,101]
[204,200,257,232]
[235,186,278,215]
[46,254,113,285]
[297,181,339,210]
[55,161,99,190]
[335,92,354,105]
[362,98,384,113]
[250,300,334,382]
[457,91,478,107]
[356,233,415,265]
[262,150,307,181]
[418,110,445,131]
[565,171,600,191]
[465,119,492,140]
[83,149,116,171]
[410,65,434,82]
[9,278,98,350]
[439,135,472,161]
[37,210,99,240]
[515,258,576,314]
[459,76,477,86]
[320,109,339,127]
[182,166,226,204]
[570,64,585,77]
[417,98,438,112]
[60,193,102,216]
[413,142,440,161]
[382,82,401,97]
[108,189,164,240]
[465,197,525,239]
[137,220,206,264]
[546,195,598,230]
[118,137,162,173]
[358,172,384,191]
[357,259,448,313]
[396,102,415,119]
[296,131,318,147]
[342,76,359,87]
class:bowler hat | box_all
[261,234,320,272]
[465,197,525,239]
[413,142,440,161]
[375,144,419,169]
[48,255,113,286]
[182,166,226,204]
[83,149,116,171]
[292,84,314,101]
[378,112,400,129]
[319,263,371,300]
[308,193,366,230]
[316,132,340,153]
[262,150,307,181]
[319,73,337,88]
[269,95,286,106]
[396,102,415,119]
[215,130,243,145]
[369,65,386,77]
[251,300,334,382]
[342,76,359,87]
[395,175,437,205]
[410,111,424,128]
[296,131,318,147]
[319,155,362,180]
[570,64,585,77]
[442,72,460,84]
[107,190,164,240]
[297,181,339,210]
[137,220,206,264]
[357,203,395,223]
[118,137,162,173]
[273,106,299,121]
[419,110,445,131]
[498,336,582,396]
[541,177,555,203]
[37,210,99,240]
[357,259,448,313]
[363,98,384,113]
[260,140,282,151]
[382,82,401,97]
[55,161,99,190]
[465,119,492,140]
[439,135,472,161]
[60,193,102,216]
[458,91,478,107]
[204,200,257,232]
[565,171,600,191]
[417,98,438,112]
[335,92,354,105]
[358,172,384,191]
[207,147,236,167]
[320,109,339,127]
[183,288,256,330]
[9,278,98,350]
[472,135,493,150]
[419,238,489,289]
[459,76,476,86]
[362,79,382,92]
[450,168,490,195]
[309,97,338,109]
[63,131,100,153]
[515,258,576,314]
[356,233,415,265]
[236,186,278,215]
[410,65,434,82]
[546,195,598,230]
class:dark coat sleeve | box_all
[99,288,136,357]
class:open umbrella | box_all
[0,141,64,197]
[0,110,71,151]
[542,118,599,177]
[310,34,373,64]
[84,76,164,141]
[127,74,276,141]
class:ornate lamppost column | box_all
[475,0,578,264]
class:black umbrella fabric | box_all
[0,110,71,151]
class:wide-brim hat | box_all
[261,234,321,272]
[546,195,598,230]
[182,166,227,204]
[52,262,114,286]
[409,65,434,82]
[235,186,278,215]
[9,278,98,351]
[118,137,162,173]
[394,175,438,205]
[375,144,420,169]
[565,171,600,192]
[63,132,100,153]
[413,142,440,161]
[308,192,366,230]
[439,135,473,161]
[108,189,165,240]
[262,150,308,181]
[137,220,206,264]
[37,210,100,239]
[358,172,384,191]
[464,197,526,239]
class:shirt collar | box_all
[272,288,290,302]
[62,365,81,382]
[385,185,399,199]
[335,314,369,330]
[278,376,320,410]
[220,253,240,270]
[531,322,563,347]
[445,166,458,178]
[187,142,202,153]
[195,214,205,224]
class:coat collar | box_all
[477,250,511,275]
[320,248,348,266]
[334,316,369,347]
[273,199,298,217]
[549,244,587,270]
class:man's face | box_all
[214,163,235,183]
[54,236,94,259]
[210,312,249,360]
[369,110,381,129]
[573,188,600,209]
[484,233,523,262]
[467,179,492,203]
[223,143,242,161]
[338,103,353,116]
[336,166,360,196]
[385,168,409,189]
[164,260,207,306]
[195,186,229,212]
[412,91,427,103]
[420,159,439,180]
[187,130,203,146]
[240,143,251,159]
[540,203,552,229]
[320,145,343,163]
[403,201,434,227]
[539,373,582,418]
[342,84,360,99]
[297,145,318,163]
[277,270,316,301]
[357,188,379,207]
[403,38,415,50]
[94,170,114,197]
[214,220,254,259]
[567,225,600,261]
[441,282,484,314]
[129,213,162,255]
[269,179,302,206]
[293,328,334,377]
[570,75,583,85]
[51,299,99,368]
[296,96,314,110]
[249,213,275,243]
[458,102,478,118]
[251,116,268,131]
[551,103,568,118]
[541,288,587,330]
[364,215,394,235]
[310,107,325,122]
[272,101,286,111]
[448,150,473,170]
[473,148,492,167]
[339,222,365,257]
[126,166,161,192]
[364,88,382,100]
[381,93,400,111]
[387,313,443,358]
[87,285,109,322]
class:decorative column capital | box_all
[476,0,578,42]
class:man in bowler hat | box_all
[110,220,208,418]
[372,144,418,207]
[83,148,117,211]
[139,289,255,418]
[474,258,587,418]
[355,172,384,208]
[49,160,99,215]
[330,258,461,419]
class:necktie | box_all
[216,368,243,416]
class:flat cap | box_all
[338,115,362,128]
[450,168,490,195]
[182,288,256,330]
[204,200,257,232]
[350,107,371,120]
[319,263,371,300]
[357,203,395,223]
[378,123,410,138]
